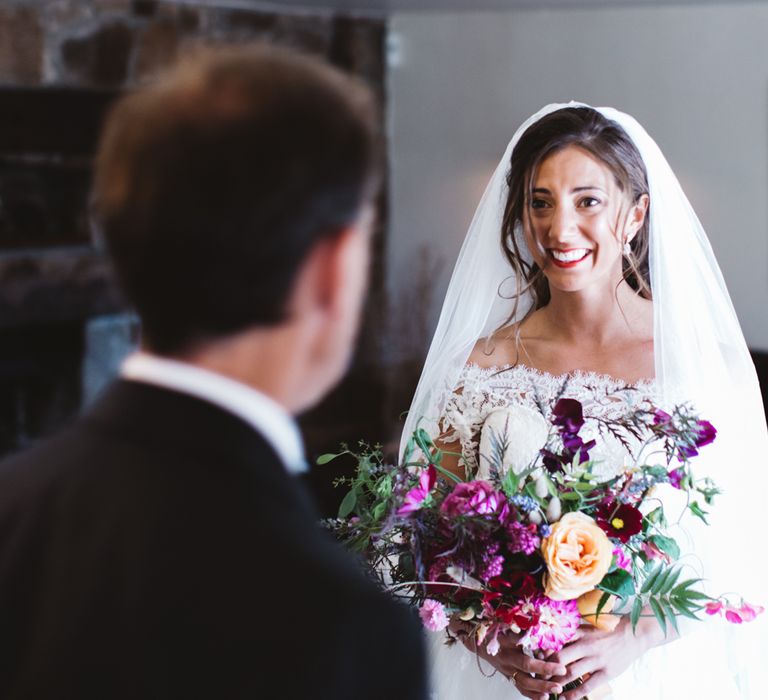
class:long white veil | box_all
[402,102,768,697]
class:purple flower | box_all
[440,481,507,519]
[543,398,596,473]
[397,465,437,515]
[419,599,449,632]
[507,521,540,555]
[517,595,581,653]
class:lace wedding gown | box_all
[427,363,744,700]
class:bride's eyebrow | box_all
[531,186,606,194]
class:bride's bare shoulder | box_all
[467,324,522,369]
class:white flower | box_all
[477,406,550,479]
[546,496,562,522]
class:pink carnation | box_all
[517,595,581,653]
[419,599,449,632]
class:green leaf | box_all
[652,565,679,595]
[646,506,663,525]
[560,492,581,502]
[659,567,684,595]
[660,599,679,635]
[598,569,635,600]
[338,488,358,519]
[689,501,710,524]
[640,563,663,595]
[596,591,612,618]
[631,597,643,634]
[648,597,667,637]
[649,535,680,561]
[371,502,387,522]
[317,452,341,465]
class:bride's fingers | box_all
[552,657,595,687]
[561,669,608,700]
[550,638,592,667]
[512,671,563,699]
[509,652,566,679]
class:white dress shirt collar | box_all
[120,352,306,474]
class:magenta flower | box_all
[724,601,765,624]
[613,546,632,573]
[704,599,763,623]
[397,465,437,515]
[679,420,717,459]
[440,480,507,518]
[419,599,449,632]
[518,595,581,653]
[705,600,724,616]
[668,468,685,489]
[737,601,765,622]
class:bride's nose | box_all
[547,202,579,243]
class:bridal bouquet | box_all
[324,395,762,660]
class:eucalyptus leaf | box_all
[317,452,341,465]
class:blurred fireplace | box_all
[0,2,391,518]
[0,86,134,456]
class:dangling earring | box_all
[623,240,631,257]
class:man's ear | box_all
[287,209,373,320]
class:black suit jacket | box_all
[0,381,427,699]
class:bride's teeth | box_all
[551,249,589,262]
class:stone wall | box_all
[0,0,389,514]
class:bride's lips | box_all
[547,248,592,269]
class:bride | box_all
[401,103,768,699]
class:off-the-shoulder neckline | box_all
[463,361,656,389]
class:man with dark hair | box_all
[0,46,426,699]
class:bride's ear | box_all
[626,193,650,243]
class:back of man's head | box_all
[92,44,379,356]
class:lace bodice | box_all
[441,363,658,479]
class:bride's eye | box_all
[530,198,549,210]
[579,196,601,207]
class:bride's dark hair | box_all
[499,106,651,333]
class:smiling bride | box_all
[402,103,768,700]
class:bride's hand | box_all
[449,620,567,699]
[549,615,671,700]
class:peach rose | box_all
[577,589,621,632]
[541,512,613,600]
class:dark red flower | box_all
[596,501,643,543]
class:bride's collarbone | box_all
[469,334,654,384]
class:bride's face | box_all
[524,145,644,294]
